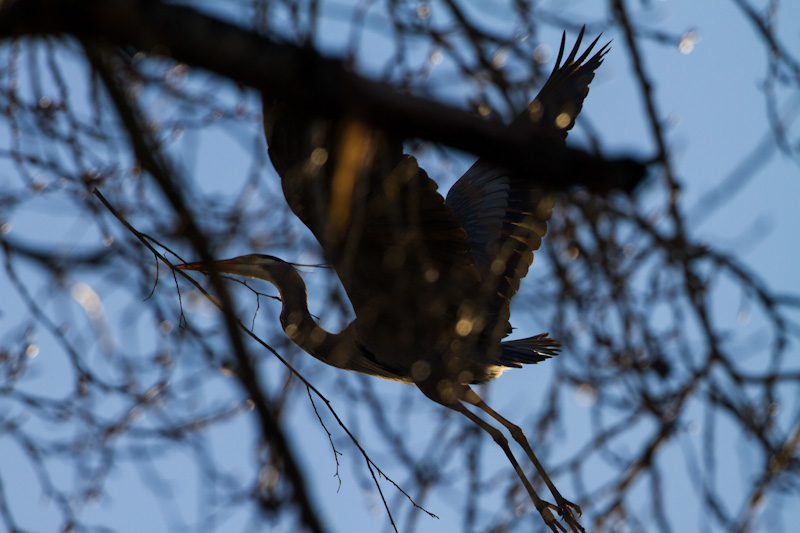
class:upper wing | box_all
[445,28,608,348]
[512,27,609,141]
[265,101,480,359]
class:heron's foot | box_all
[536,503,566,533]
[554,496,584,533]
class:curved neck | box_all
[261,261,402,379]
[267,263,343,363]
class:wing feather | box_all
[264,28,607,373]
[265,103,480,366]
[445,28,608,360]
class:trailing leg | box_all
[415,379,565,531]
[448,401,566,533]
[463,387,584,533]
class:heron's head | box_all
[176,254,289,281]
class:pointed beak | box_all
[175,261,202,272]
[176,258,238,273]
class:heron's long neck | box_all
[268,265,342,362]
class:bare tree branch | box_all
[0,0,647,193]
[82,42,327,533]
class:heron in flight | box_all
[180,29,607,533]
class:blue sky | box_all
[1,1,799,532]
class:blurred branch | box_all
[731,0,800,83]
[735,414,800,532]
[92,188,434,532]
[611,0,680,206]
[0,235,112,269]
[2,1,798,531]
[0,0,647,193]
[80,42,327,533]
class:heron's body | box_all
[202,254,559,385]
[179,29,607,533]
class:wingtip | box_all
[564,26,586,66]
[575,31,610,66]
[554,31,568,71]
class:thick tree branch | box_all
[0,0,647,193]
[81,42,327,533]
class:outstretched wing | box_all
[265,101,480,362]
[445,28,608,356]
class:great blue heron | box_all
[179,29,607,533]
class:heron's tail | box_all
[497,333,560,367]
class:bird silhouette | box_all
[180,28,608,533]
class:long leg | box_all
[448,401,566,533]
[415,380,565,531]
[462,387,584,533]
